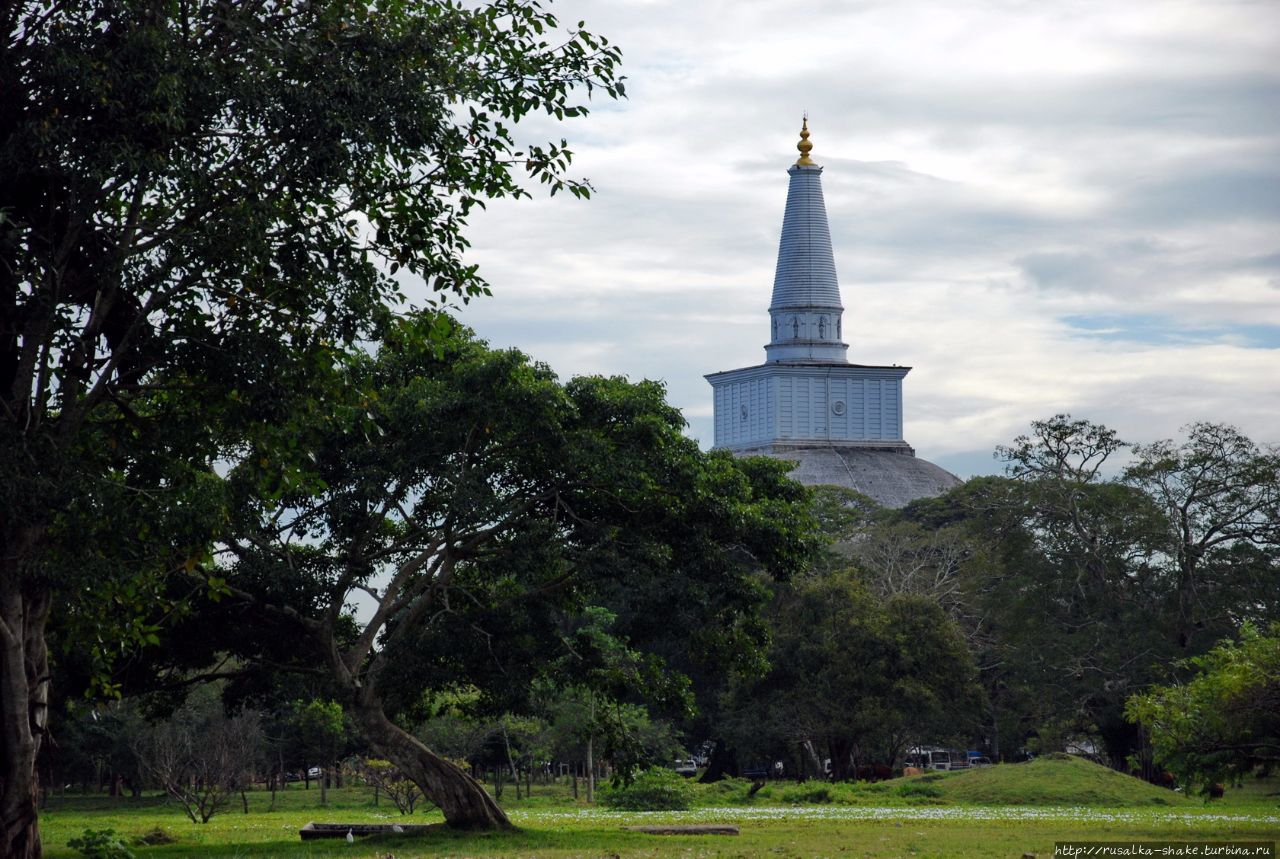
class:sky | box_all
[419,0,1280,479]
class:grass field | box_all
[39,758,1280,858]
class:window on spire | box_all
[819,316,827,339]
[792,317,799,338]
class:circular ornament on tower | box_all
[832,401,846,416]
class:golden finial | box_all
[796,115,815,166]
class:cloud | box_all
[429,0,1280,473]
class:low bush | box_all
[697,777,756,804]
[779,782,835,804]
[599,768,695,811]
[897,782,943,799]
[133,827,176,846]
[67,828,135,859]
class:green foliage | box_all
[726,570,981,780]
[598,768,695,810]
[895,781,943,799]
[905,415,1257,766]
[1125,423,1280,651]
[351,758,424,815]
[1127,623,1280,794]
[3,0,624,840]
[777,782,836,804]
[67,828,134,859]
[291,700,346,762]
[49,700,148,795]
[198,322,816,826]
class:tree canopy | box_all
[197,320,816,827]
[724,570,981,780]
[1127,623,1280,793]
[894,415,1279,767]
[2,1,623,853]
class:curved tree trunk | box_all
[351,699,511,830]
[1,561,50,859]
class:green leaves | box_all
[1127,623,1280,794]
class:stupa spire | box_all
[766,117,848,363]
[796,116,815,166]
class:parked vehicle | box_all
[674,760,698,777]
[905,747,956,771]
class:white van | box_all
[905,747,954,771]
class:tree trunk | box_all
[828,738,854,781]
[1,568,51,859]
[501,727,519,800]
[352,701,510,830]
[699,738,738,783]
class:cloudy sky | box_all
[421,0,1280,478]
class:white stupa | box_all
[705,120,960,508]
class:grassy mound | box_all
[924,754,1194,807]
[726,755,1197,808]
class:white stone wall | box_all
[712,375,774,448]
[709,365,907,449]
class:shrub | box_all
[699,776,755,803]
[67,829,135,859]
[779,782,835,804]
[134,827,176,846]
[352,757,423,814]
[896,781,942,798]
[599,768,696,810]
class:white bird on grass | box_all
[346,828,354,844]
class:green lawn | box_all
[40,760,1280,858]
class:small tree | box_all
[352,758,424,815]
[136,695,263,823]
[291,700,346,807]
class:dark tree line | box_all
[877,416,1279,769]
[701,417,1276,782]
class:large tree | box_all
[727,570,981,780]
[0,1,622,853]
[902,416,1279,767]
[975,418,1172,764]
[200,322,814,828]
[1124,423,1280,652]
